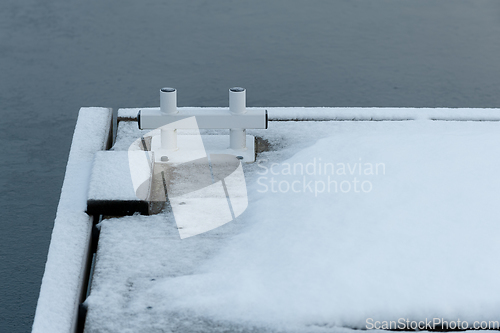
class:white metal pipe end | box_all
[229,87,246,114]
[160,87,178,114]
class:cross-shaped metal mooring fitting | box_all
[137,87,267,157]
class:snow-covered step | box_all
[87,151,154,216]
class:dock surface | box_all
[84,111,500,332]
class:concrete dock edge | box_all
[32,108,113,333]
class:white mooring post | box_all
[160,87,178,150]
[229,87,247,150]
[138,86,267,162]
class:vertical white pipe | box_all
[160,87,178,114]
[230,128,246,150]
[160,87,178,150]
[229,87,246,114]
[229,87,246,149]
[161,128,177,150]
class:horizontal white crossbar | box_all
[138,108,267,130]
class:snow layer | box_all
[156,121,500,330]
[86,119,500,332]
[88,151,153,201]
[32,108,112,333]
[267,107,500,121]
[111,120,154,151]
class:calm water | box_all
[1,0,500,331]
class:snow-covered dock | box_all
[34,107,500,333]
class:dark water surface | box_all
[1,0,500,331]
